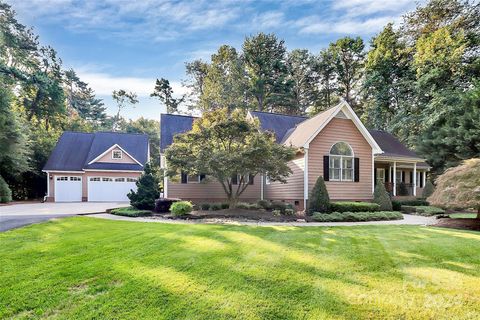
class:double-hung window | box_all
[329,142,354,182]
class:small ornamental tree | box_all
[373,181,392,211]
[428,159,480,220]
[308,176,330,214]
[0,175,12,203]
[422,180,435,198]
[127,163,159,210]
[165,108,296,208]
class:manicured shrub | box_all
[199,203,211,210]
[284,208,295,216]
[397,199,430,206]
[170,201,193,216]
[311,211,403,222]
[0,176,12,203]
[220,203,230,209]
[308,176,330,214]
[154,198,179,213]
[373,182,392,211]
[402,205,445,216]
[330,202,380,213]
[272,209,281,216]
[127,164,159,210]
[111,207,152,217]
[209,203,222,211]
[257,199,272,210]
[271,201,287,213]
[422,180,435,198]
[235,202,251,209]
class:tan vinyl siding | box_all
[167,175,261,201]
[308,117,373,201]
[95,147,137,164]
[265,155,304,200]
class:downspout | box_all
[161,154,168,199]
[303,148,309,210]
[260,174,264,200]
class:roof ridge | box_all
[161,113,198,118]
[250,110,308,118]
[94,131,149,136]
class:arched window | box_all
[329,142,354,181]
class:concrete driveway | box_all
[0,202,129,231]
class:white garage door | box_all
[55,176,82,202]
[87,177,137,202]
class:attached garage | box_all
[55,176,82,202]
[87,177,137,202]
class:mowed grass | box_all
[449,213,478,219]
[1,217,480,319]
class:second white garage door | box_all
[88,177,137,202]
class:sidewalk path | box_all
[86,213,436,227]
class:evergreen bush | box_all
[308,176,330,214]
[0,176,12,203]
[170,201,193,216]
[422,180,435,198]
[373,182,393,211]
[127,164,159,210]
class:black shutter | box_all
[420,172,424,188]
[200,174,206,181]
[402,170,405,182]
[409,171,413,184]
[181,171,187,184]
[386,169,389,182]
[231,174,238,185]
[374,167,377,185]
[354,158,360,182]
[248,174,254,185]
[323,156,330,181]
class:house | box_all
[43,132,149,202]
[160,101,429,209]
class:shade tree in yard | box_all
[165,108,296,208]
[428,158,480,219]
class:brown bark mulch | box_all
[432,218,480,231]
[161,209,304,222]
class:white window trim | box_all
[112,150,123,160]
[329,142,354,182]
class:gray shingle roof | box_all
[160,114,197,152]
[43,131,148,172]
[250,111,307,142]
[158,112,423,161]
[368,130,421,159]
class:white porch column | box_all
[413,163,417,196]
[393,162,397,196]
[46,171,50,197]
[260,174,264,200]
[304,148,309,210]
[423,171,426,188]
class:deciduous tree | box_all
[165,108,296,208]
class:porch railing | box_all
[384,182,415,197]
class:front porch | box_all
[374,158,429,197]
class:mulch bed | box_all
[160,209,304,222]
[432,218,480,231]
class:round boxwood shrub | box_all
[308,176,330,214]
[170,201,193,216]
[199,203,210,210]
[0,176,12,203]
[209,203,222,211]
[257,199,272,210]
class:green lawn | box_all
[449,213,478,219]
[1,217,480,319]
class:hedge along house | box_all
[160,101,429,209]
[43,132,149,202]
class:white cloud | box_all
[252,11,285,29]
[298,15,400,35]
[76,70,188,97]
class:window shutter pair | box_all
[323,156,360,182]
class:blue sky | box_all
[8,0,422,120]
